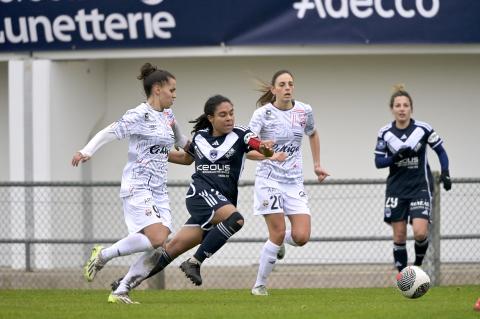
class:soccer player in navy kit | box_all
[374,84,451,272]
[108,95,285,297]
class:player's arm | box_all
[246,150,287,161]
[71,124,117,167]
[432,144,451,191]
[308,130,329,182]
[168,150,194,165]
[171,120,190,152]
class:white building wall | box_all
[50,60,108,181]
[53,54,480,183]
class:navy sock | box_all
[393,242,408,272]
[193,212,243,263]
[414,238,429,266]
[146,249,172,279]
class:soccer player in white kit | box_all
[71,63,188,304]
[248,70,329,296]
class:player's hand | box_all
[392,146,413,162]
[260,140,274,157]
[71,151,91,167]
[440,169,452,191]
[270,152,287,162]
[314,166,329,183]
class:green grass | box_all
[1,286,478,319]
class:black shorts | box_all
[185,182,232,230]
[383,196,431,224]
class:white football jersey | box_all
[248,101,315,183]
[112,103,175,198]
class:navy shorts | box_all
[185,183,232,230]
[383,196,431,224]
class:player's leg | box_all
[284,183,311,248]
[252,213,286,296]
[385,197,409,272]
[181,203,243,286]
[84,192,168,282]
[251,177,285,295]
[392,221,408,272]
[410,197,431,267]
[112,225,203,296]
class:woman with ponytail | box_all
[249,70,329,296]
[71,63,188,304]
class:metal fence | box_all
[0,176,479,290]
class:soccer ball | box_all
[396,266,431,298]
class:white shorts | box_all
[253,176,310,216]
[122,191,173,234]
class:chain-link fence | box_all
[0,176,479,290]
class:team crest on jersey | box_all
[144,113,152,121]
[262,200,269,208]
[210,149,218,159]
[145,208,152,216]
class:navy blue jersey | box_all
[186,126,256,205]
[375,119,443,199]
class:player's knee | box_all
[292,233,310,246]
[414,233,428,242]
[224,212,244,233]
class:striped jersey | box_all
[375,119,443,198]
[186,126,256,205]
[112,103,175,198]
[248,101,316,184]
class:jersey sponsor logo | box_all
[428,132,440,144]
[212,140,220,146]
[144,113,152,121]
[196,164,231,173]
[396,157,419,169]
[274,143,300,156]
[149,145,169,154]
[410,199,430,210]
[400,134,407,140]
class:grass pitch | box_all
[1,286,478,319]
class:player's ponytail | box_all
[137,63,175,97]
[190,95,232,133]
[256,70,294,107]
[389,83,413,109]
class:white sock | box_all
[284,230,299,247]
[101,233,153,262]
[114,249,162,295]
[254,240,280,287]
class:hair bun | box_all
[392,83,406,93]
[137,63,158,80]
